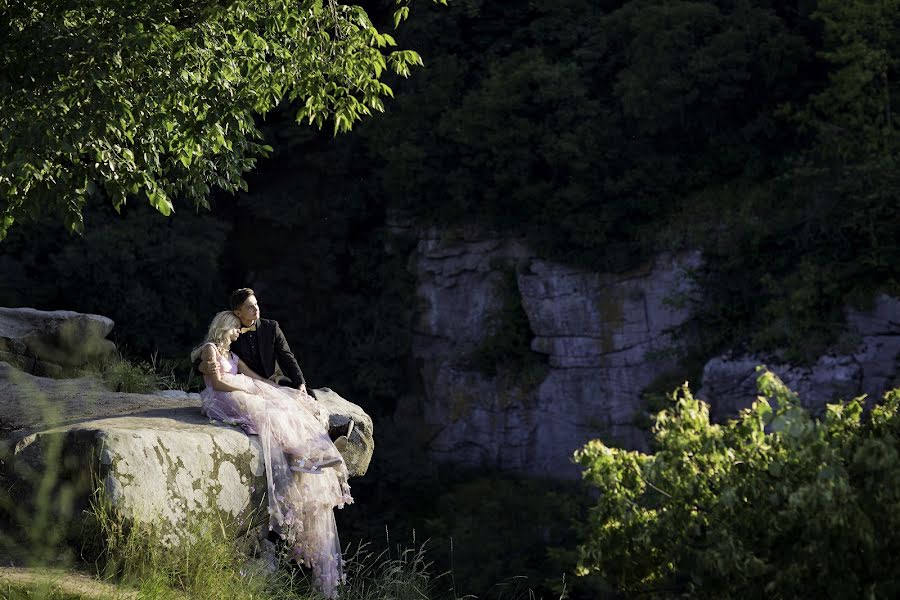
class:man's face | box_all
[234,295,260,327]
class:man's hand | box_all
[198,358,219,377]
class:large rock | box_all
[518,254,698,370]
[699,354,863,420]
[316,387,374,477]
[11,408,267,546]
[1,364,374,543]
[396,215,698,477]
[412,229,531,359]
[519,253,698,473]
[699,294,900,418]
[0,362,198,434]
[0,307,117,375]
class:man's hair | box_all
[230,288,256,310]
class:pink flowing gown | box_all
[199,344,353,597]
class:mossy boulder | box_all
[1,364,373,547]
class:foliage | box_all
[420,476,592,599]
[366,0,812,271]
[338,540,436,600]
[0,198,229,358]
[797,0,900,162]
[0,0,443,239]
[0,389,79,566]
[94,353,191,393]
[681,0,900,362]
[575,369,900,598]
[467,268,547,386]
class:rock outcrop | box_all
[396,219,697,478]
[0,362,198,434]
[0,307,117,376]
[699,294,900,418]
[1,360,374,543]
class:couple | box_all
[192,288,352,598]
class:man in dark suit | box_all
[199,288,308,392]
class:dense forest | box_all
[2,0,898,597]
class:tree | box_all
[0,0,442,239]
[799,0,900,162]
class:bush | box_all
[575,368,900,599]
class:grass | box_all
[53,351,198,394]
[77,478,450,600]
[2,581,95,600]
[0,567,130,599]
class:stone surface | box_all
[315,386,374,477]
[699,294,900,418]
[0,307,117,373]
[0,362,197,434]
[412,228,531,357]
[396,217,698,477]
[397,220,900,478]
[518,255,698,370]
[519,253,698,474]
[699,355,863,420]
[1,363,374,543]
[10,408,267,546]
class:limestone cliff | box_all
[393,219,900,479]
[699,294,900,418]
[391,217,698,478]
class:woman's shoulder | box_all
[200,343,218,358]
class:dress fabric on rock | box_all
[200,345,352,598]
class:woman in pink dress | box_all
[191,311,352,597]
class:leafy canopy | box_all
[0,0,442,239]
[575,369,900,598]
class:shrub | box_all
[575,368,900,599]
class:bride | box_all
[191,311,353,597]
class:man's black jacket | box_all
[230,318,306,389]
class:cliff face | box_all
[699,294,900,419]
[394,219,697,477]
[396,221,900,478]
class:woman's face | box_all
[228,327,241,342]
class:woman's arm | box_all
[201,345,244,392]
[237,357,277,386]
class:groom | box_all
[200,288,308,392]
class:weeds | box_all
[339,538,435,600]
[55,351,195,394]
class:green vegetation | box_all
[575,369,900,598]
[95,353,195,394]
[86,484,312,599]
[467,268,547,391]
[0,0,445,240]
[2,581,101,600]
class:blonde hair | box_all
[190,311,241,362]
